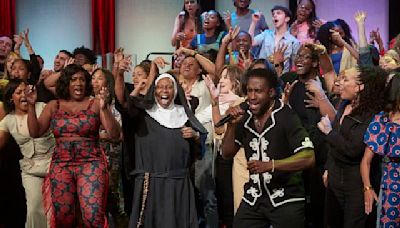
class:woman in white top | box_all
[0,79,55,228]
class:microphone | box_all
[214,101,249,128]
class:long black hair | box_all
[3,79,25,113]
[317,19,355,54]
[351,66,388,117]
[384,73,400,113]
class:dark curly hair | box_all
[351,66,388,117]
[384,72,400,113]
[316,19,355,54]
[91,68,115,104]
[56,64,92,100]
[3,79,26,113]
[73,46,97,64]
[10,59,32,81]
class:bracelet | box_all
[363,186,373,192]
[271,159,275,173]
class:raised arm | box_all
[113,48,131,107]
[354,11,368,48]
[176,47,215,76]
[98,88,121,139]
[171,13,185,47]
[314,44,337,93]
[26,86,54,138]
[215,27,240,79]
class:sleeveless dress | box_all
[44,99,109,228]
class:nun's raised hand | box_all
[181,127,198,139]
[99,87,110,110]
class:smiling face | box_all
[6,53,20,74]
[247,77,273,117]
[91,70,107,95]
[339,68,363,101]
[155,77,175,109]
[235,32,252,53]
[54,52,70,72]
[295,46,317,77]
[219,69,234,94]
[12,83,28,113]
[180,57,201,81]
[69,71,87,101]
[296,0,313,23]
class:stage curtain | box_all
[0,0,16,37]
[92,0,115,67]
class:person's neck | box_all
[204,28,216,37]
[274,25,288,37]
[298,70,318,83]
[185,77,198,87]
[253,100,275,128]
[236,7,250,16]
[15,109,27,116]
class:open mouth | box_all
[159,95,170,105]
[73,87,84,96]
[273,19,279,24]
[249,102,259,111]
[296,63,304,70]
[20,98,28,105]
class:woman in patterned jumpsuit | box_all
[26,64,121,227]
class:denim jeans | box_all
[195,144,219,228]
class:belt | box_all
[383,156,400,163]
[130,169,188,179]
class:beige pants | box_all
[21,172,48,228]
[232,149,249,214]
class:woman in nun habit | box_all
[127,73,207,228]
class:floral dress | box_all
[364,111,400,227]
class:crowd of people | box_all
[0,0,399,227]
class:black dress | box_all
[127,92,204,228]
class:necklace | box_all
[15,114,27,128]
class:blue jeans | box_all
[194,144,219,228]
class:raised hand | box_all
[203,74,220,103]
[273,43,288,65]
[23,28,32,50]
[152,56,170,69]
[222,26,240,45]
[118,55,132,73]
[354,11,367,24]
[223,10,232,28]
[175,47,196,57]
[99,86,110,109]
[25,85,37,105]
[239,49,252,69]
[304,92,319,108]
[312,19,324,29]
[64,57,75,68]
[13,33,24,50]
[113,47,124,65]
[282,80,298,104]
[329,29,345,46]
[252,12,262,23]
